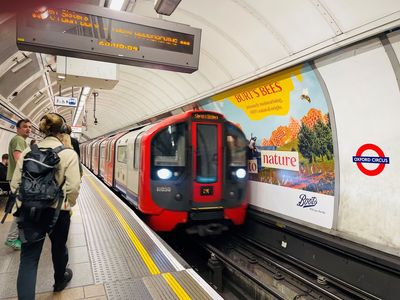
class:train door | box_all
[86,143,91,169]
[104,132,126,187]
[191,121,223,203]
[99,139,107,179]
[126,131,144,207]
[92,140,100,175]
[88,141,96,170]
[103,139,113,186]
[114,137,128,194]
[80,144,85,165]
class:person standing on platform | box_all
[66,125,82,176]
[0,154,9,196]
[11,113,81,299]
[4,119,31,250]
[0,154,8,181]
[66,125,80,157]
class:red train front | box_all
[140,110,248,234]
[82,110,248,234]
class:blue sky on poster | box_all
[201,64,330,142]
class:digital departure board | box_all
[17,4,201,73]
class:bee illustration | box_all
[300,88,311,103]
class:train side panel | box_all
[98,139,108,179]
[114,134,128,194]
[79,144,85,165]
[87,140,97,170]
[103,132,126,187]
[125,126,153,206]
[92,139,102,176]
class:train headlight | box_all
[235,168,246,179]
[157,168,172,180]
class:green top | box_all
[7,135,28,181]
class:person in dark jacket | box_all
[66,125,82,176]
[0,154,9,196]
[0,153,8,181]
[66,125,80,158]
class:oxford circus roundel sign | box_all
[352,144,390,176]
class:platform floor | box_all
[0,170,222,300]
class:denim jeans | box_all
[6,217,19,241]
[17,210,71,300]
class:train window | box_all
[100,145,106,159]
[226,124,247,167]
[134,132,144,169]
[151,123,187,180]
[196,124,217,183]
[117,145,127,163]
[107,142,112,161]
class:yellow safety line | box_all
[162,273,191,300]
[86,176,160,275]
[86,176,192,300]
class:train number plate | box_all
[200,186,213,196]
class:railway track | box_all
[221,233,384,298]
[162,228,383,300]
[197,233,371,300]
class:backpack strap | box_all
[30,143,40,152]
[53,145,66,154]
[48,179,66,233]
[47,145,66,233]
[33,144,65,154]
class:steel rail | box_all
[236,234,381,300]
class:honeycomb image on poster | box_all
[200,63,335,228]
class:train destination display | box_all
[17,4,201,73]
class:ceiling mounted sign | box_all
[54,95,78,107]
[16,4,201,73]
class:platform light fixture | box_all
[11,57,32,73]
[73,86,91,126]
[33,92,45,104]
[109,0,125,11]
[154,0,182,16]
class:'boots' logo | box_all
[297,194,317,208]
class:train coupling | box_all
[186,223,229,236]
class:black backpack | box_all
[18,144,66,240]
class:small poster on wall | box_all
[199,63,336,229]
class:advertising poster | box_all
[200,63,335,228]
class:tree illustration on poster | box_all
[299,118,333,163]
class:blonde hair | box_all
[59,134,73,149]
[39,113,65,136]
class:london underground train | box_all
[81,110,248,234]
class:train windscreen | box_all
[196,124,218,183]
[151,123,187,180]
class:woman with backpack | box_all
[10,113,81,299]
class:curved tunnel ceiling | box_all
[0,0,399,140]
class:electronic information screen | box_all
[17,4,201,73]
